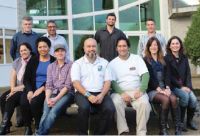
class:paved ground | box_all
[192,77,200,89]
[0,77,200,135]
[0,98,199,135]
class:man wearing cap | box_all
[71,38,115,135]
[37,44,74,135]
[43,20,70,60]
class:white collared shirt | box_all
[108,54,148,91]
[43,33,70,60]
[71,55,111,92]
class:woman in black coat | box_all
[20,37,55,135]
[164,36,198,131]
[144,37,181,135]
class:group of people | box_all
[0,13,198,135]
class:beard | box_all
[86,51,96,58]
[107,23,114,27]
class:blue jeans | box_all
[172,88,197,108]
[37,92,74,135]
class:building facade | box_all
[0,0,199,87]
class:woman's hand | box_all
[27,91,33,103]
[164,88,171,97]
[32,87,44,98]
[181,86,191,93]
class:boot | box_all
[159,109,169,135]
[171,107,182,135]
[180,106,187,132]
[187,107,198,130]
[24,126,33,135]
[6,121,12,133]
[0,112,11,135]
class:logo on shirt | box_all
[129,66,136,71]
[98,65,103,71]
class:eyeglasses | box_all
[48,26,56,28]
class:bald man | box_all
[71,38,115,135]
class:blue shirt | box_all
[10,31,39,60]
[36,60,50,89]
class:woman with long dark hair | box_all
[20,37,55,135]
[0,43,33,134]
[165,36,198,131]
[144,37,181,135]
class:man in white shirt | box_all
[109,37,151,135]
[71,38,115,135]
[43,20,70,60]
[138,18,166,57]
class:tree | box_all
[184,6,200,66]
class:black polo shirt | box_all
[94,27,126,62]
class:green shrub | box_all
[184,6,200,66]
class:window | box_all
[73,35,93,60]
[27,0,67,16]
[48,0,67,15]
[33,19,68,30]
[0,38,3,64]
[119,0,137,7]
[73,17,93,30]
[94,0,113,11]
[140,0,160,30]
[72,0,92,14]
[119,6,140,31]
[95,14,107,30]
[128,36,139,54]
[27,0,47,16]
[5,39,12,63]
[0,29,15,64]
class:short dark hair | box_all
[146,18,155,24]
[116,37,130,48]
[36,37,51,49]
[106,13,116,19]
[166,36,184,55]
[22,16,33,21]
[47,20,57,27]
[18,42,34,55]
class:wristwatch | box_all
[84,91,91,98]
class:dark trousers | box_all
[20,91,45,128]
[0,91,23,124]
[75,92,115,135]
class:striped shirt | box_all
[137,33,166,57]
[46,60,73,94]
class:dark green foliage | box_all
[184,6,200,66]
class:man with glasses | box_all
[43,20,70,60]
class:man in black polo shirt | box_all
[94,13,126,62]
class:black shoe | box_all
[120,132,129,135]
[171,107,182,135]
[0,112,11,135]
[181,123,188,132]
[24,126,33,135]
[175,125,182,135]
[0,125,7,135]
[187,107,198,130]
[159,109,169,135]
